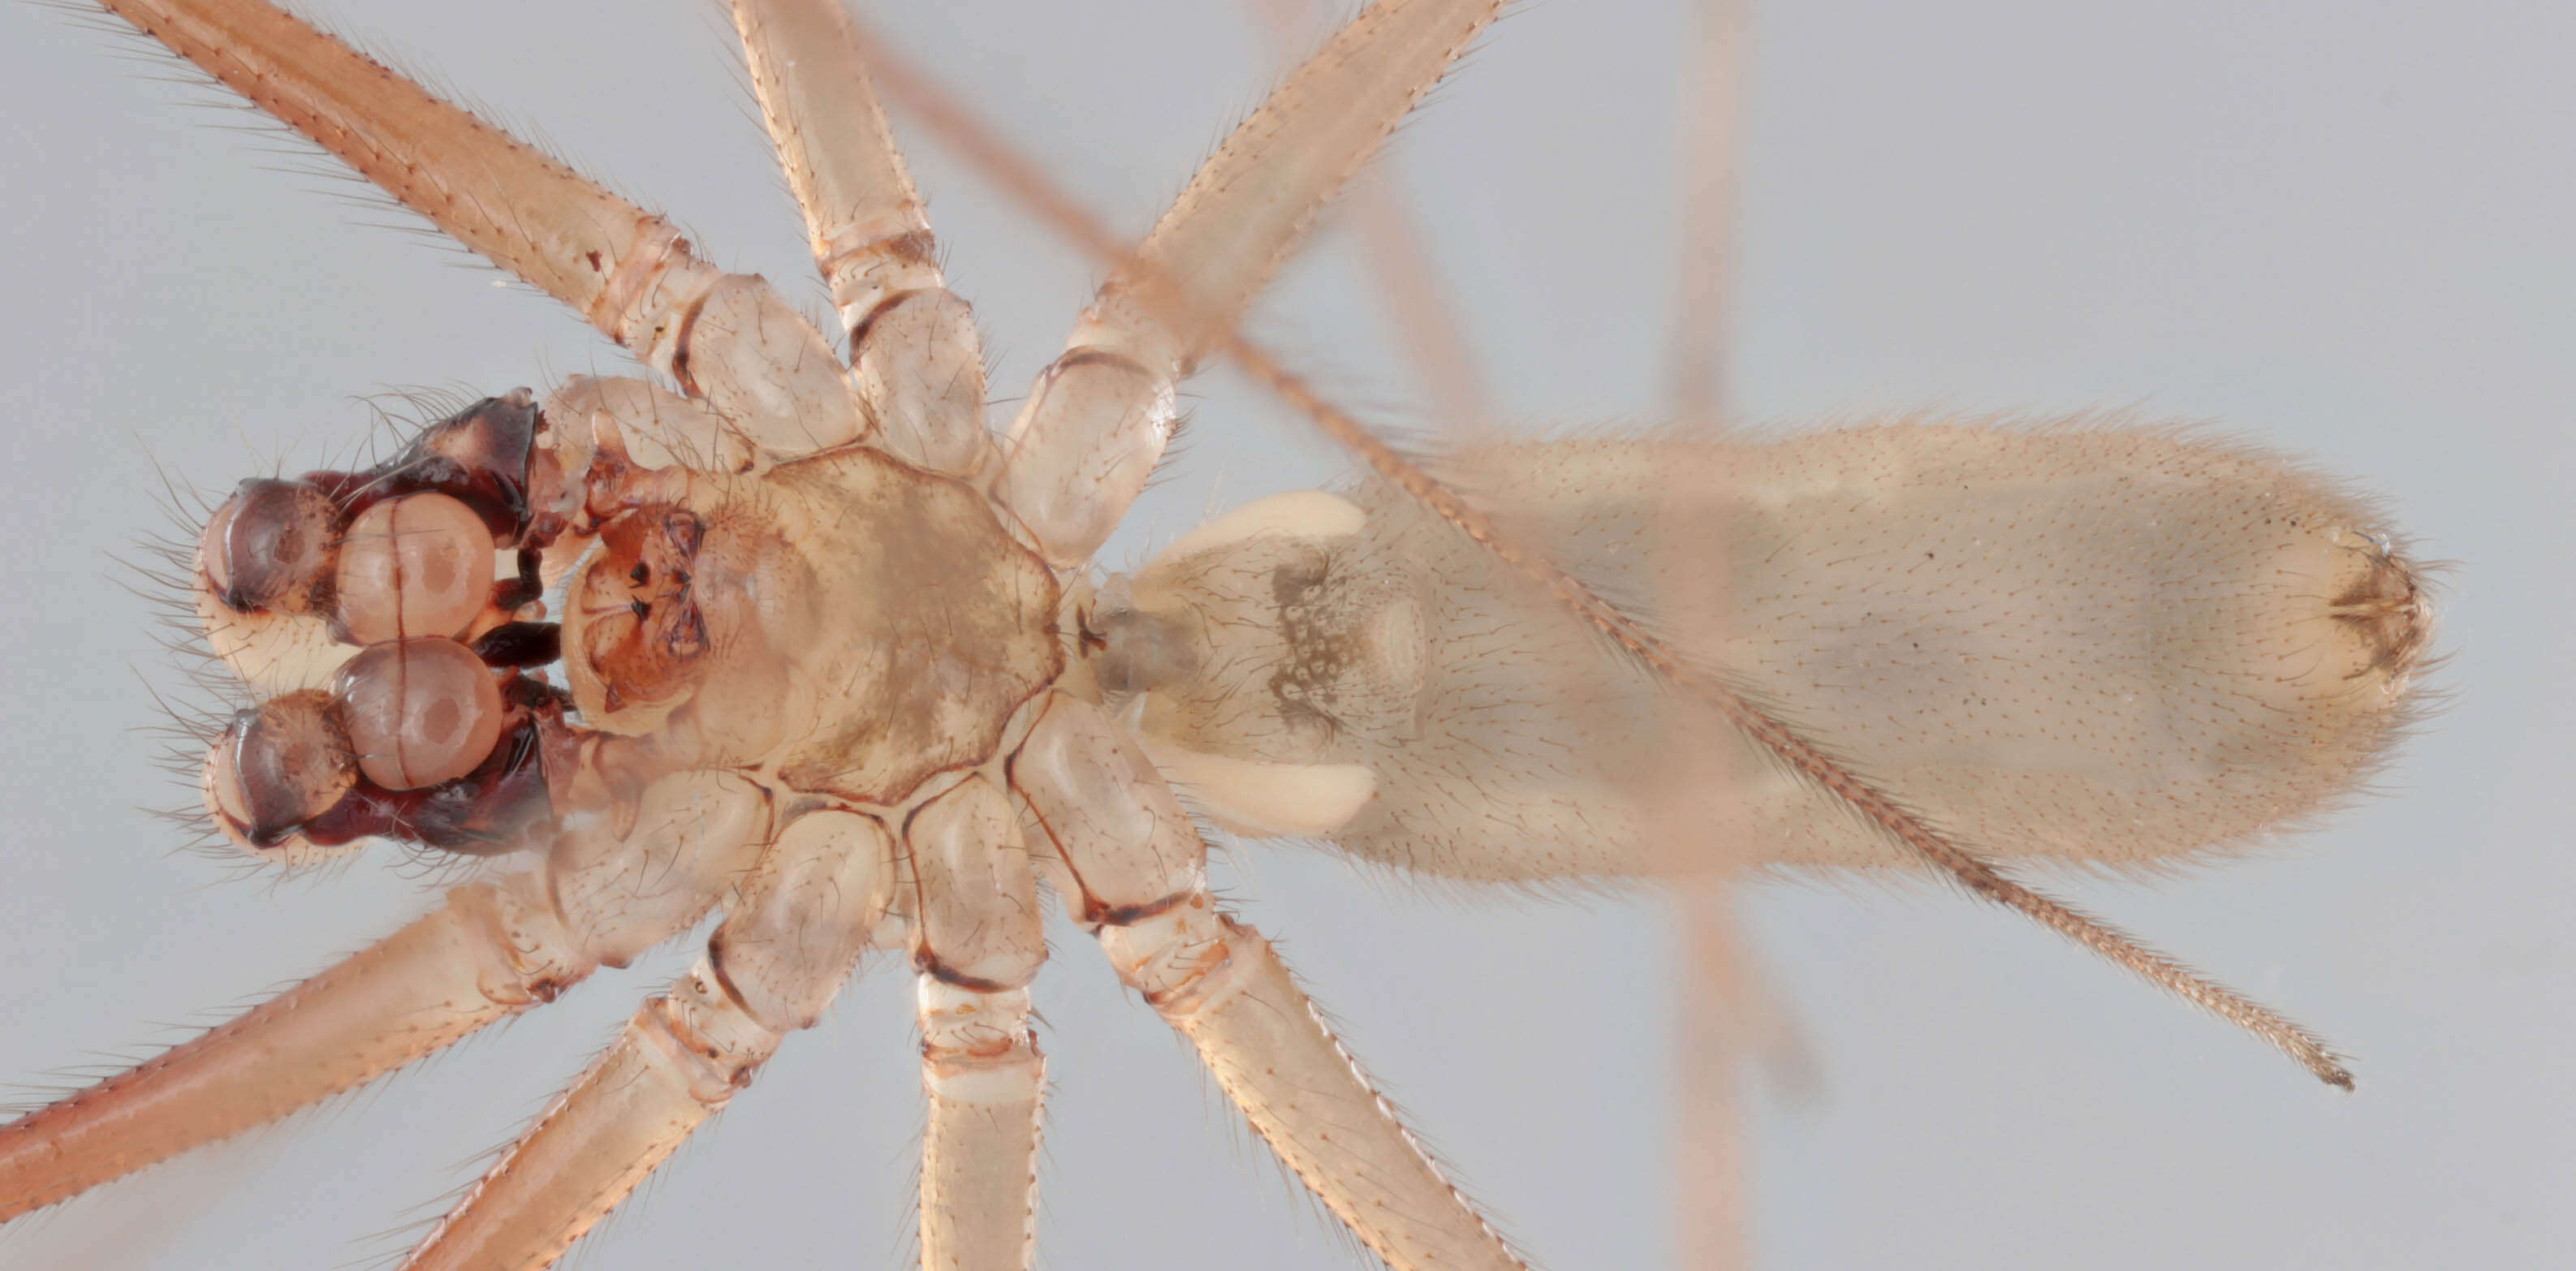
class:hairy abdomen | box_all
[1118,420,2430,884]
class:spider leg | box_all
[98,0,863,461]
[1659,1,1755,1263]
[908,774,1048,1270]
[1247,0,1499,442]
[0,874,587,1222]
[0,760,770,1221]
[974,0,1506,567]
[401,972,783,1271]
[1012,692,1526,1271]
[406,804,895,1269]
[731,0,995,480]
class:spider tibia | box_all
[336,493,497,646]
[920,1054,1042,1112]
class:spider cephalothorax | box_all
[194,378,1067,862]
[559,442,1063,800]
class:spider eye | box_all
[334,492,498,644]
[201,689,356,849]
[199,478,337,614]
[334,637,507,791]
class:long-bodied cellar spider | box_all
[0,0,2567,1268]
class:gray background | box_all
[1,0,2570,1267]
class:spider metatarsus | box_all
[0,2,2473,1271]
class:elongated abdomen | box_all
[1099,420,2431,882]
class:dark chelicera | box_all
[205,393,582,855]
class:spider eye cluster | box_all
[190,390,581,862]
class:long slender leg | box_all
[1662,0,1747,431]
[0,763,771,1220]
[1248,0,1497,440]
[99,0,861,459]
[403,961,786,1271]
[968,0,1507,565]
[1012,693,1525,1270]
[408,806,895,1269]
[94,0,678,334]
[916,978,1041,1271]
[1119,906,1528,1271]
[908,775,1046,1271]
[730,0,994,478]
[1670,881,1750,1271]
[1662,2,1755,1265]
[0,875,592,1221]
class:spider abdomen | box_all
[1104,421,2431,884]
